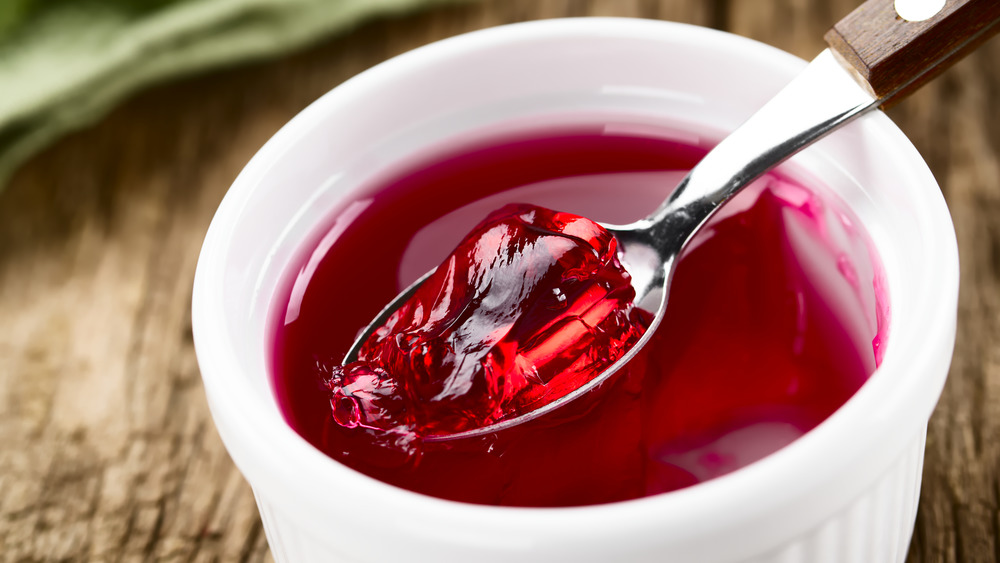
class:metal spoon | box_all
[345,0,999,441]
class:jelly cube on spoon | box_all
[324,203,646,462]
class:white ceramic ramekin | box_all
[193,18,958,563]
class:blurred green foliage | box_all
[0,0,470,191]
[0,0,34,36]
[0,0,183,37]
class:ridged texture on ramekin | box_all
[252,430,926,563]
[744,430,926,563]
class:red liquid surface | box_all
[272,127,885,507]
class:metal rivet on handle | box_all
[894,0,947,21]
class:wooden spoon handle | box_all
[825,0,1000,103]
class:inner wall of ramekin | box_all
[194,18,957,562]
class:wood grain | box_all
[825,0,1000,100]
[0,0,997,561]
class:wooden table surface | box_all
[1,0,998,561]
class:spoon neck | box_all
[639,49,878,251]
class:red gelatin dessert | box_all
[327,203,644,459]
[272,128,885,507]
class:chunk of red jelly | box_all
[324,203,645,460]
